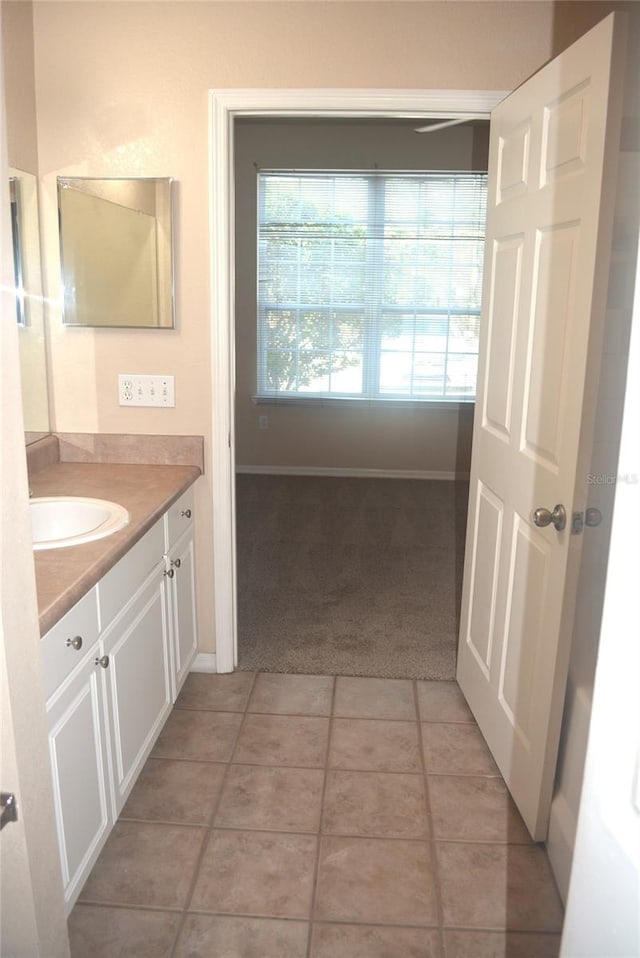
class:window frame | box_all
[256,168,487,405]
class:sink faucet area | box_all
[30,496,130,551]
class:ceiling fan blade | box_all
[414,115,477,134]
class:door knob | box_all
[533,503,566,531]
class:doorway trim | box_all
[208,87,507,673]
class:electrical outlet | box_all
[259,414,269,430]
[119,374,175,407]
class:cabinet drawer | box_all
[41,589,99,701]
[165,486,195,545]
[97,519,164,628]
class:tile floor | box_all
[68,672,564,957]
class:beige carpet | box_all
[235,475,468,680]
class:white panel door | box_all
[457,13,624,840]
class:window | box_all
[257,170,487,402]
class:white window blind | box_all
[257,170,487,402]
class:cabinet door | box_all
[101,567,172,815]
[167,528,198,698]
[46,647,112,913]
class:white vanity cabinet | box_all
[41,590,112,911]
[41,483,199,913]
[164,486,198,698]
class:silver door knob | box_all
[170,558,181,569]
[66,635,83,651]
[533,503,566,531]
[95,655,110,669]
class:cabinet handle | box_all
[66,635,83,651]
[95,655,110,669]
[171,558,181,569]
[180,508,192,519]
[164,568,175,578]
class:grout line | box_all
[167,671,259,958]
[102,814,536,847]
[306,674,336,958]
[413,678,448,958]
[72,898,561,940]
[73,900,184,914]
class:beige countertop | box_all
[31,461,201,635]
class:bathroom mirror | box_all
[10,168,50,444]
[57,176,175,328]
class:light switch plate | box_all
[118,374,175,407]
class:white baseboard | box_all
[190,653,218,673]
[236,465,469,481]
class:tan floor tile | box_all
[417,681,474,723]
[330,718,422,772]
[215,764,324,832]
[315,836,438,925]
[234,713,330,767]
[443,929,561,957]
[176,671,255,711]
[311,923,443,957]
[78,822,204,909]
[334,676,416,720]
[189,829,317,918]
[68,905,180,958]
[174,915,308,958]
[248,672,334,715]
[322,769,429,838]
[151,709,242,762]
[437,843,564,932]
[121,759,225,824]
[428,775,531,843]
[421,723,499,776]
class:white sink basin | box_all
[31,496,130,551]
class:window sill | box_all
[251,395,475,411]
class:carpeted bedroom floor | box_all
[235,475,469,680]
